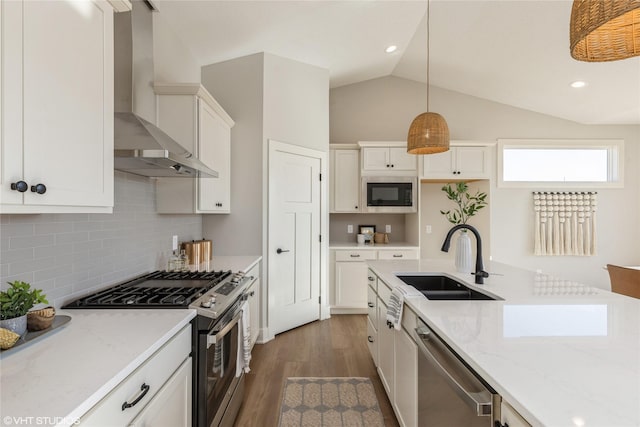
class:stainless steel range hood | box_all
[113,0,218,178]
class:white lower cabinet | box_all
[366,315,378,367]
[394,321,418,427]
[500,401,532,427]
[377,300,394,400]
[246,264,261,347]
[129,358,192,427]
[331,248,417,312]
[79,325,192,426]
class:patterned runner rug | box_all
[278,377,385,427]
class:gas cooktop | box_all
[62,270,232,309]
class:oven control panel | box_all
[190,273,253,319]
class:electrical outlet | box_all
[347,224,353,234]
[425,225,432,234]
[385,224,391,233]
[172,235,179,251]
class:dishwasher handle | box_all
[415,326,493,417]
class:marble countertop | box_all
[0,256,261,426]
[367,259,640,427]
[0,309,195,426]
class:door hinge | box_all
[319,173,322,181]
[319,234,322,243]
[318,296,321,304]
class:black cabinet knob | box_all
[355,206,358,209]
[391,164,394,167]
[10,181,28,192]
[31,183,46,194]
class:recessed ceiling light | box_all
[385,45,398,54]
[570,81,587,88]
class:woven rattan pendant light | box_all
[407,0,449,155]
[570,0,640,61]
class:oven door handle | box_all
[207,311,242,348]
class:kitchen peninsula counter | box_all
[0,255,261,426]
[367,259,640,427]
[0,309,195,426]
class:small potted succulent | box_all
[440,182,488,273]
[0,280,48,337]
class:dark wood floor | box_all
[234,314,400,427]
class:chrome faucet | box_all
[441,224,490,284]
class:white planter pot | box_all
[455,230,473,274]
[0,314,27,337]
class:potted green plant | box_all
[440,182,488,273]
[0,281,48,337]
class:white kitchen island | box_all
[368,259,640,427]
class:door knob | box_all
[276,248,290,254]
[31,183,47,194]
[10,181,28,192]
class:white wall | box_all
[201,53,329,255]
[152,13,200,82]
[201,54,265,256]
[330,76,640,288]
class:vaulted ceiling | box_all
[155,0,640,125]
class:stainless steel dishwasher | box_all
[415,318,500,426]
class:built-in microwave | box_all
[361,176,417,213]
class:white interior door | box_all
[269,141,321,336]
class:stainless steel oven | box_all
[414,318,500,426]
[195,298,245,427]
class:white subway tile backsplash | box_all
[10,235,55,250]
[0,172,202,307]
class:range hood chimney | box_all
[113,0,218,178]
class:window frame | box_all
[497,139,624,188]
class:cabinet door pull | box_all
[367,336,374,343]
[350,254,360,258]
[368,302,375,308]
[10,181,28,192]
[30,183,47,194]
[392,254,403,258]
[122,383,150,411]
[367,276,374,281]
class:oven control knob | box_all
[201,300,212,308]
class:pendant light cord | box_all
[426,0,430,112]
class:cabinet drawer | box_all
[377,249,418,260]
[367,316,378,366]
[378,280,392,305]
[79,325,192,426]
[367,270,377,293]
[367,285,378,327]
[335,250,377,262]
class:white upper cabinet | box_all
[330,147,360,213]
[154,83,234,214]
[359,142,417,174]
[0,0,115,213]
[421,143,491,180]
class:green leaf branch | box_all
[440,182,488,225]
[0,281,48,320]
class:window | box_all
[498,139,624,188]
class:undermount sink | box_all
[396,275,501,301]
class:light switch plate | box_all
[347,224,353,234]
[425,225,432,234]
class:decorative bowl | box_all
[27,306,55,331]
